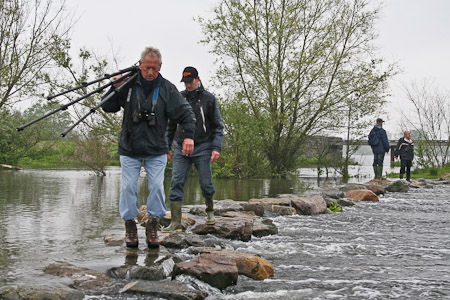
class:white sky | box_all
[69,0,450,137]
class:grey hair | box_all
[140,46,162,65]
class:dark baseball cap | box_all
[181,66,198,83]
[376,118,385,123]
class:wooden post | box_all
[390,146,396,162]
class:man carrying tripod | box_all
[101,46,196,248]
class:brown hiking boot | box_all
[146,217,160,248]
[124,220,138,248]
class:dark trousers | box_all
[400,159,412,180]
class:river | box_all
[1,163,449,299]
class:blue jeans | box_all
[169,150,215,202]
[119,155,167,220]
[373,153,385,167]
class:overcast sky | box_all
[69,0,450,136]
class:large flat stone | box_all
[200,248,274,280]
[345,190,379,201]
[290,195,327,215]
[172,253,238,290]
[191,216,253,242]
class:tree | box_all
[331,60,392,178]
[0,0,72,109]
[0,101,71,165]
[199,0,394,176]
[401,81,450,168]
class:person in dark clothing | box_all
[101,47,196,248]
[163,66,224,233]
[368,118,390,179]
[394,130,414,182]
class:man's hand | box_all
[182,138,194,155]
[111,74,129,88]
[211,151,220,163]
[167,150,173,162]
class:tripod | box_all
[16,64,139,137]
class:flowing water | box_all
[1,166,449,299]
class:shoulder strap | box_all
[151,86,159,113]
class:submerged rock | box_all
[345,190,379,202]
[44,261,113,290]
[290,195,327,215]
[119,280,208,300]
[0,285,84,300]
[104,234,124,246]
[173,253,238,290]
[107,246,180,281]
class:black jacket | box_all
[101,73,196,157]
[394,137,414,161]
[167,84,223,153]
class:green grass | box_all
[387,163,450,179]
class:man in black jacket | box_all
[394,130,414,182]
[163,66,223,233]
[101,47,196,248]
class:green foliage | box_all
[217,99,272,178]
[0,103,72,165]
[18,141,78,168]
[326,201,343,213]
[390,160,401,167]
[200,0,395,176]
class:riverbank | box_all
[387,163,450,180]
[2,174,449,299]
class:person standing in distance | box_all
[101,47,196,248]
[394,130,414,182]
[368,118,390,179]
[163,66,224,233]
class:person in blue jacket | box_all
[368,118,390,179]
